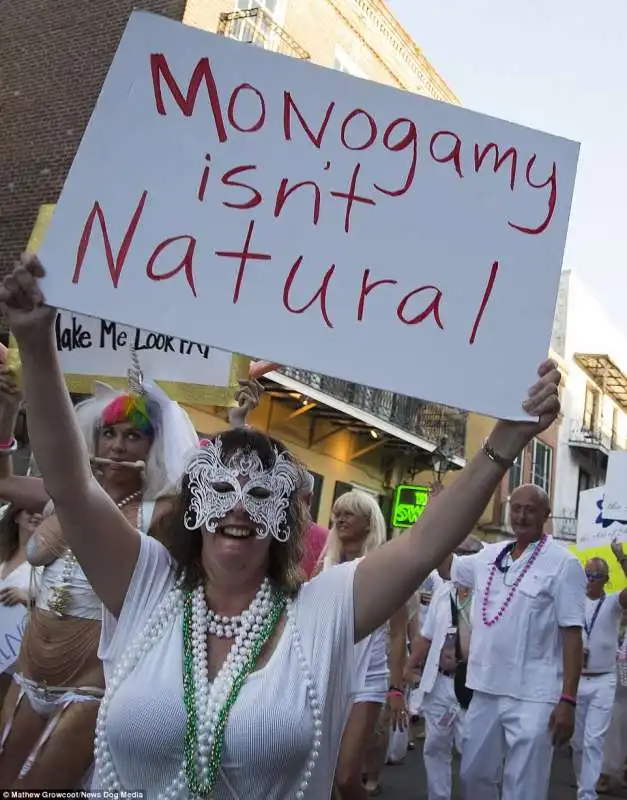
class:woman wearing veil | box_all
[0,345,260,790]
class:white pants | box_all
[460,691,554,800]
[422,674,465,800]
[602,671,627,779]
[572,673,617,800]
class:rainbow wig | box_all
[100,393,156,436]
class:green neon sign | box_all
[391,484,430,528]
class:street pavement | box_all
[375,742,627,798]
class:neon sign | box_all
[391,484,430,528]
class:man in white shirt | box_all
[572,543,627,800]
[407,535,482,800]
[444,483,586,800]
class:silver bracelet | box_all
[482,438,514,469]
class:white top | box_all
[354,623,389,702]
[415,581,475,708]
[37,501,156,621]
[93,536,367,799]
[0,560,34,675]
[584,591,623,674]
[418,570,444,629]
[452,537,586,703]
[0,560,33,593]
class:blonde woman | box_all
[322,490,407,799]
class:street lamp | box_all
[431,437,453,484]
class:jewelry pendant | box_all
[48,583,71,616]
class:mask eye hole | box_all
[211,482,235,494]
[248,487,272,500]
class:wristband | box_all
[0,437,17,454]
[388,685,403,694]
[387,690,403,699]
[559,694,576,708]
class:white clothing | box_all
[602,664,627,779]
[94,535,367,799]
[36,501,155,621]
[0,560,34,676]
[461,692,554,800]
[415,581,473,711]
[584,592,623,674]
[422,673,465,800]
[452,537,586,703]
[573,592,623,798]
[573,673,617,800]
[354,623,389,704]
[0,560,33,594]
[419,570,444,630]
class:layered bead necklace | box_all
[94,576,322,799]
[47,490,143,617]
[481,534,547,627]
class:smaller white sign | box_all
[576,486,627,550]
[601,452,627,522]
[0,605,28,674]
[54,310,233,386]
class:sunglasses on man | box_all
[585,571,607,580]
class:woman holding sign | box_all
[0,254,561,800]
[0,355,260,790]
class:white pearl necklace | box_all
[93,579,322,799]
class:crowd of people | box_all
[0,251,623,799]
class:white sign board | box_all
[0,604,28,674]
[601,451,627,522]
[54,310,236,385]
[576,486,627,550]
[39,11,579,420]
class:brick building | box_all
[0,0,457,296]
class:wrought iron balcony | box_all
[278,366,467,458]
[217,8,310,60]
[550,515,577,541]
[568,419,623,454]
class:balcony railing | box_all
[217,8,310,60]
[569,420,624,453]
[278,366,467,458]
[551,515,577,541]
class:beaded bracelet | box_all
[559,694,577,708]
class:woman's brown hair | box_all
[0,505,23,564]
[164,427,307,594]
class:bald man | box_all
[405,534,483,800]
[443,483,586,800]
[571,545,627,800]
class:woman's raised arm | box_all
[353,360,561,642]
[0,255,140,616]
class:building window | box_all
[232,0,284,46]
[309,471,323,522]
[236,0,281,18]
[531,439,553,495]
[333,47,366,78]
[583,385,600,431]
[508,451,525,495]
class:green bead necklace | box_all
[182,588,286,798]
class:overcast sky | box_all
[388,0,627,338]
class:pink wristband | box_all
[387,690,403,698]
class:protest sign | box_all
[576,486,627,550]
[39,11,579,420]
[15,206,248,405]
[0,604,28,674]
[601,451,627,522]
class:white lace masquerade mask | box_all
[183,438,301,542]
